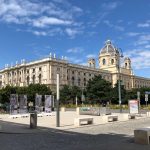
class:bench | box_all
[74,117,93,126]
[9,114,21,119]
[61,107,66,112]
[37,113,44,117]
[101,115,118,123]
[108,115,118,122]
[118,114,129,121]
[134,128,150,144]
[146,112,150,117]
[129,114,136,119]
[43,112,52,116]
[21,114,29,118]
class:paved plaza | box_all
[0,111,150,150]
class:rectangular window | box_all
[33,68,35,73]
[57,68,60,71]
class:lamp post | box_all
[81,86,85,106]
[117,48,123,113]
[56,74,60,127]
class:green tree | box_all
[0,84,52,104]
[70,86,82,104]
[60,85,82,104]
[125,87,150,105]
[60,85,71,104]
[0,86,16,103]
[86,75,112,104]
[112,80,126,104]
[16,86,28,95]
[27,84,52,102]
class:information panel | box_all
[45,95,52,113]
[19,95,27,114]
[129,100,139,114]
[10,94,18,115]
[35,94,42,113]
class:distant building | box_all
[0,74,2,88]
[0,40,150,91]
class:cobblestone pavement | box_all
[0,117,150,150]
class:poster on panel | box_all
[10,94,18,115]
[35,94,42,113]
[19,95,27,114]
[129,99,139,114]
[45,95,52,113]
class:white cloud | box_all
[103,20,124,31]
[103,20,111,26]
[135,34,150,46]
[145,45,150,48]
[0,0,41,18]
[2,14,20,23]
[124,49,150,69]
[0,0,83,37]
[117,20,123,23]
[137,20,150,28]
[65,28,82,37]
[68,57,84,64]
[33,16,72,28]
[17,27,63,37]
[86,54,96,58]
[88,12,108,28]
[138,23,150,27]
[32,31,47,36]
[72,6,83,13]
[126,32,141,37]
[0,0,82,21]
[80,62,87,66]
[67,47,84,53]
[88,2,121,28]
[102,2,120,10]
[115,26,124,31]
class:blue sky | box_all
[0,0,150,78]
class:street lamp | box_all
[56,74,60,127]
[117,48,123,113]
[81,85,85,106]
[110,48,123,113]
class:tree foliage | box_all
[125,87,150,105]
[0,84,52,104]
[86,75,112,103]
[60,85,81,104]
[111,80,126,104]
[60,85,71,104]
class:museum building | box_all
[0,40,150,91]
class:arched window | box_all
[78,78,81,86]
[33,75,35,84]
[27,76,30,85]
[39,74,41,84]
[111,59,114,64]
[72,76,75,85]
[102,59,106,65]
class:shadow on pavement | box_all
[0,120,150,150]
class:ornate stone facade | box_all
[0,40,150,91]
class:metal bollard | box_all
[30,113,37,129]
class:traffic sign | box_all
[145,94,148,98]
[145,94,148,101]
[145,91,150,94]
[137,91,140,100]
